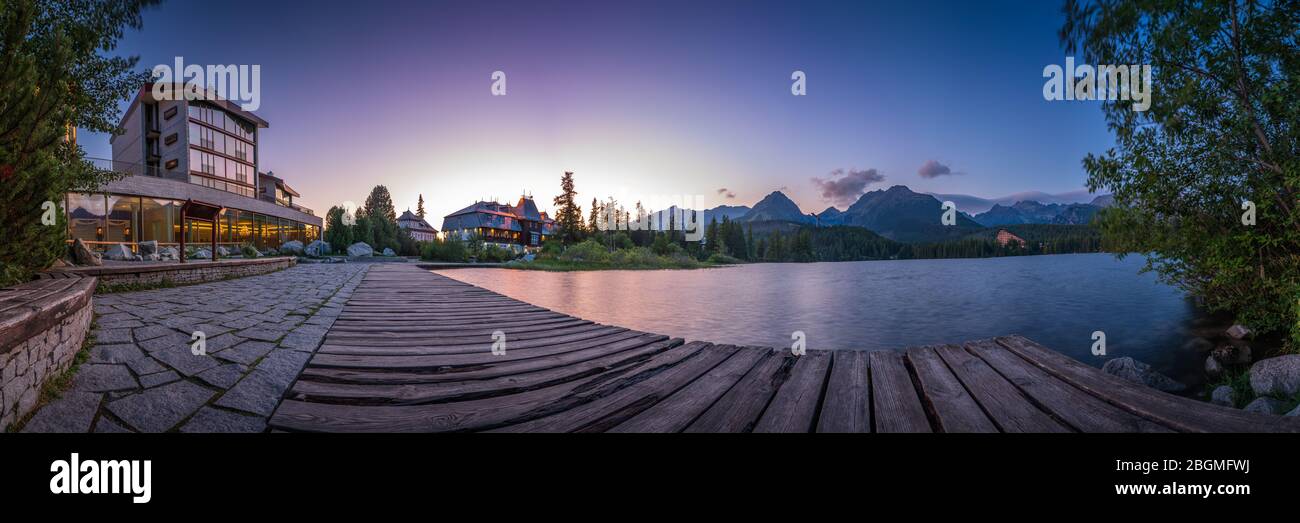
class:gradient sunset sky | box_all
[81,0,1114,221]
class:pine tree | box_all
[416,194,426,218]
[552,171,584,244]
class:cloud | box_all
[811,168,885,206]
[917,160,959,178]
[716,188,736,199]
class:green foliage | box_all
[324,186,408,255]
[420,237,469,262]
[527,238,706,270]
[0,0,157,286]
[241,242,259,258]
[1063,0,1300,345]
[323,205,353,252]
[552,171,584,244]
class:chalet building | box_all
[996,229,1026,248]
[66,84,321,253]
[398,210,439,242]
[441,196,556,251]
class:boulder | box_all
[103,243,134,261]
[159,247,180,261]
[522,253,536,262]
[144,253,161,261]
[1101,357,1188,393]
[263,248,279,256]
[347,242,374,257]
[1287,404,1300,417]
[71,238,102,266]
[1227,324,1251,339]
[1209,385,1235,407]
[216,246,231,257]
[1211,341,1252,366]
[1242,397,1286,415]
[381,247,396,256]
[1248,355,1300,397]
[1181,337,1214,353]
[192,248,212,260]
[280,240,305,255]
[138,240,159,255]
[1204,355,1223,377]
[305,240,331,257]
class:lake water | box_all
[436,253,1205,386]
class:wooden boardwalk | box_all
[268,264,1300,433]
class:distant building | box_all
[440,196,556,251]
[398,210,438,242]
[996,229,1026,247]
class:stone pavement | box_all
[21,263,370,433]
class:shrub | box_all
[241,242,259,258]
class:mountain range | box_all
[640,186,1109,243]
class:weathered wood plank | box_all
[906,346,997,433]
[754,350,831,433]
[684,350,790,433]
[816,350,870,433]
[610,346,766,433]
[996,335,1300,433]
[964,340,1172,433]
[935,344,1070,433]
[868,350,931,433]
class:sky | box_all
[82,0,1116,222]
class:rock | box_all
[1242,397,1286,415]
[381,247,396,256]
[347,242,374,257]
[1209,385,1235,407]
[216,246,231,257]
[1227,324,1251,339]
[102,243,134,261]
[1249,355,1300,397]
[1102,357,1188,393]
[305,240,331,257]
[1211,341,1252,366]
[522,253,536,262]
[158,247,179,261]
[1182,337,1214,353]
[280,240,304,255]
[1287,404,1300,417]
[71,238,102,266]
[192,248,211,259]
[262,248,279,256]
[1205,355,1224,377]
[138,240,159,255]
[145,253,161,261]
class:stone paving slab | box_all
[21,263,369,433]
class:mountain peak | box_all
[739,190,813,224]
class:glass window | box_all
[140,198,175,244]
[105,195,139,244]
[67,193,106,243]
[186,218,213,245]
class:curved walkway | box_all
[269,264,1300,433]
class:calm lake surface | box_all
[437,253,1205,385]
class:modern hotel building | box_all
[66,84,321,253]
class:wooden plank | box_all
[934,344,1070,433]
[271,342,708,432]
[309,332,668,369]
[906,346,997,433]
[753,350,831,433]
[610,346,766,433]
[685,350,790,433]
[292,338,682,405]
[816,350,870,433]
[965,340,1172,432]
[996,335,1300,433]
[492,343,737,433]
[868,350,931,433]
[317,325,627,356]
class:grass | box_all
[7,317,97,433]
[96,279,177,294]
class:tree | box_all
[0,0,158,286]
[364,185,398,223]
[587,197,600,235]
[1063,0,1300,344]
[324,205,353,252]
[552,171,584,244]
[416,194,426,218]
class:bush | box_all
[241,242,259,258]
[706,253,743,265]
[558,240,612,263]
[421,238,469,262]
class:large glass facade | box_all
[65,192,318,253]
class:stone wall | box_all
[52,257,296,287]
[0,277,96,430]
